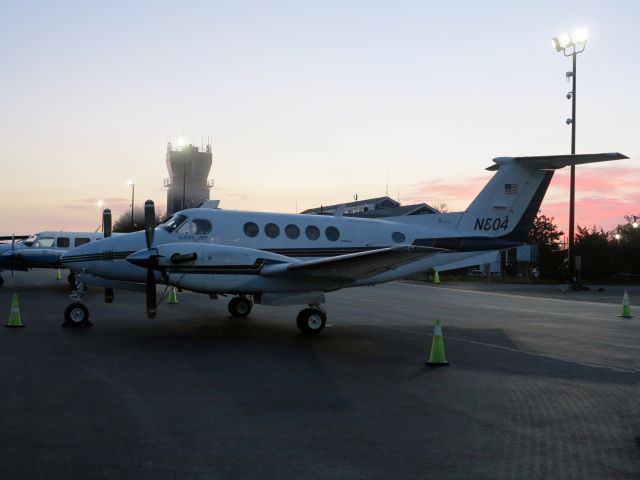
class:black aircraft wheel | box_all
[63,302,92,328]
[67,272,76,288]
[296,308,327,335]
[228,297,252,318]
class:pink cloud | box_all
[542,165,639,233]
[405,164,639,233]
[404,174,489,209]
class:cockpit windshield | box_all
[32,236,55,248]
[160,214,188,233]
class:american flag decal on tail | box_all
[504,183,518,194]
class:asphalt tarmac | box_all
[0,270,638,479]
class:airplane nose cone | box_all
[126,249,160,269]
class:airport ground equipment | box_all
[5,294,24,328]
[426,320,449,366]
[433,270,440,284]
[59,152,629,335]
[55,269,62,280]
[619,290,633,318]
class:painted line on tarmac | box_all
[397,281,625,307]
[444,334,637,374]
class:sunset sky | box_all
[1,1,638,236]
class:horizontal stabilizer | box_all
[487,152,628,171]
[261,245,446,281]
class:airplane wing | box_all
[0,235,29,241]
[260,245,446,281]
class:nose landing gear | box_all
[63,279,92,327]
[63,302,91,327]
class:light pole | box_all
[614,233,621,246]
[128,180,135,232]
[97,200,104,232]
[552,28,588,285]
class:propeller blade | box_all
[10,235,15,276]
[103,208,112,238]
[146,268,157,319]
[144,200,155,249]
[170,252,198,264]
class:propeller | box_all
[144,200,157,319]
[103,208,112,238]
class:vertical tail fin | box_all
[455,153,628,241]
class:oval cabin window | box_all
[392,232,406,243]
[265,223,280,238]
[325,226,340,242]
[243,222,259,238]
[285,224,300,239]
[305,225,320,241]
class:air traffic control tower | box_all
[164,142,213,216]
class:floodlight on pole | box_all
[552,27,588,286]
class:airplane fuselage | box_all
[61,208,506,293]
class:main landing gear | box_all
[228,296,253,318]
[63,280,92,328]
[227,297,327,335]
[0,275,3,287]
[67,272,76,288]
[296,305,326,335]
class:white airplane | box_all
[0,230,105,287]
[60,152,628,334]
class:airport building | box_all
[301,196,438,218]
[164,143,214,216]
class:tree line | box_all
[527,212,640,281]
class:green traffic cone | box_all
[5,294,25,328]
[433,270,440,284]
[55,269,62,280]
[167,286,178,304]
[426,320,448,366]
[620,290,633,318]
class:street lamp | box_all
[552,27,588,285]
[128,180,135,232]
[614,233,621,246]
